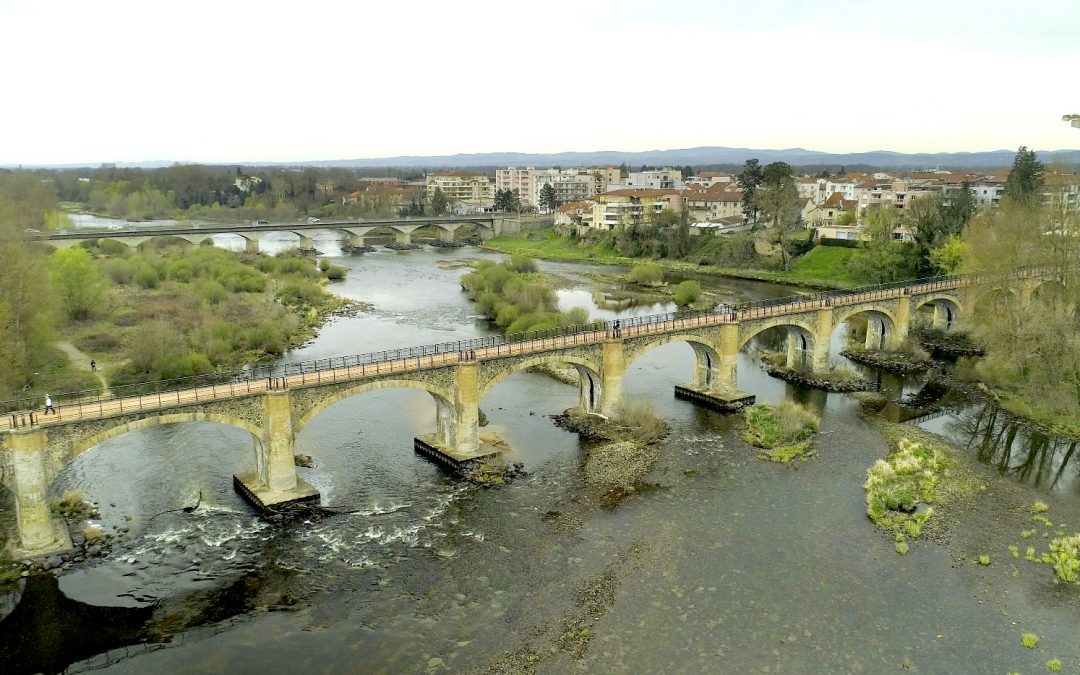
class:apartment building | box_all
[426,172,494,203]
[589,189,681,231]
[616,168,685,191]
[495,167,535,206]
[682,184,744,223]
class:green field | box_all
[483,230,869,289]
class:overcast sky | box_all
[1,0,1077,164]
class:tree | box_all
[928,235,966,274]
[539,183,557,213]
[664,210,690,260]
[904,190,974,276]
[755,162,802,270]
[1003,146,1045,206]
[851,206,911,283]
[736,159,763,224]
[49,247,106,320]
[430,187,448,215]
[681,165,695,180]
[493,189,520,213]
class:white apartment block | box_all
[426,172,494,203]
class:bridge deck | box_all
[0,278,962,431]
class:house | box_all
[804,192,858,227]
[555,201,593,227]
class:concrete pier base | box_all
[674,384,755,412]
[10,519,73,561]
[414,434,502,472]
[233,473,321,512]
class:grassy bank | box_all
[482,230,868,290]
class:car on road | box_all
[23,228,40,234]
[106,224,123,230]
[307,217,321,224]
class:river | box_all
[2,233,1079,673]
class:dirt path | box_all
[55,340,112,397]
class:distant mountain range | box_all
[11,146,1080,170]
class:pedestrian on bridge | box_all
[44,394,55,415]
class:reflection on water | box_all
[922,404,1080,494]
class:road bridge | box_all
[27,215,508,253]
[2,270,1055,560]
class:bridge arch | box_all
[833,307,899,350]
[64,412,264,467]
[294,378,456,436]
[737,318,819,353]
[480,354,603,413]
[914,294,962,331]
[625,334,727,391]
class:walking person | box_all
[44,394,56,415]
[613,319,621,338]
[90,359,96,372]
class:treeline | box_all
[460,255,591,335]
[3,164,429,226]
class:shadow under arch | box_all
[913,294,962,330]
[833,307,898,350]
[739,320,820,372]
[626,334,724,389]
[480,354,603,413]
[293,379,456,438]
[64,413,264,467]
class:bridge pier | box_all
[812,309,832,373]
[436,226,460,242]
[239,234,261,254]
[599,340,626,416]
[931,302,954,331]
[894,295,912,345]
[7,428,72,559]
[415,362,501,469]
[675,324,755,411]
[394,231,412,245]
[233,390,319,511]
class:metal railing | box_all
[0,272,975,428]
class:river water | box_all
[3,232,1079,673]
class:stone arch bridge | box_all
[31,215,508,253]
[0,273,1029,559]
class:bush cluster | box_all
[461,257,591,335]
[864,438,948,551]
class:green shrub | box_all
[506,254,538,273]
[1046,534,1080,583]
[159,351,213,380]
[195,279,227,305]
[132,263,160,289]
[672,280,701,307]
[277,278,324,306]
[322,264,346,280]
[244,322,285,354]
[103,258,137,285]
[628,263,663,286]
[1022,632,1039,649]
